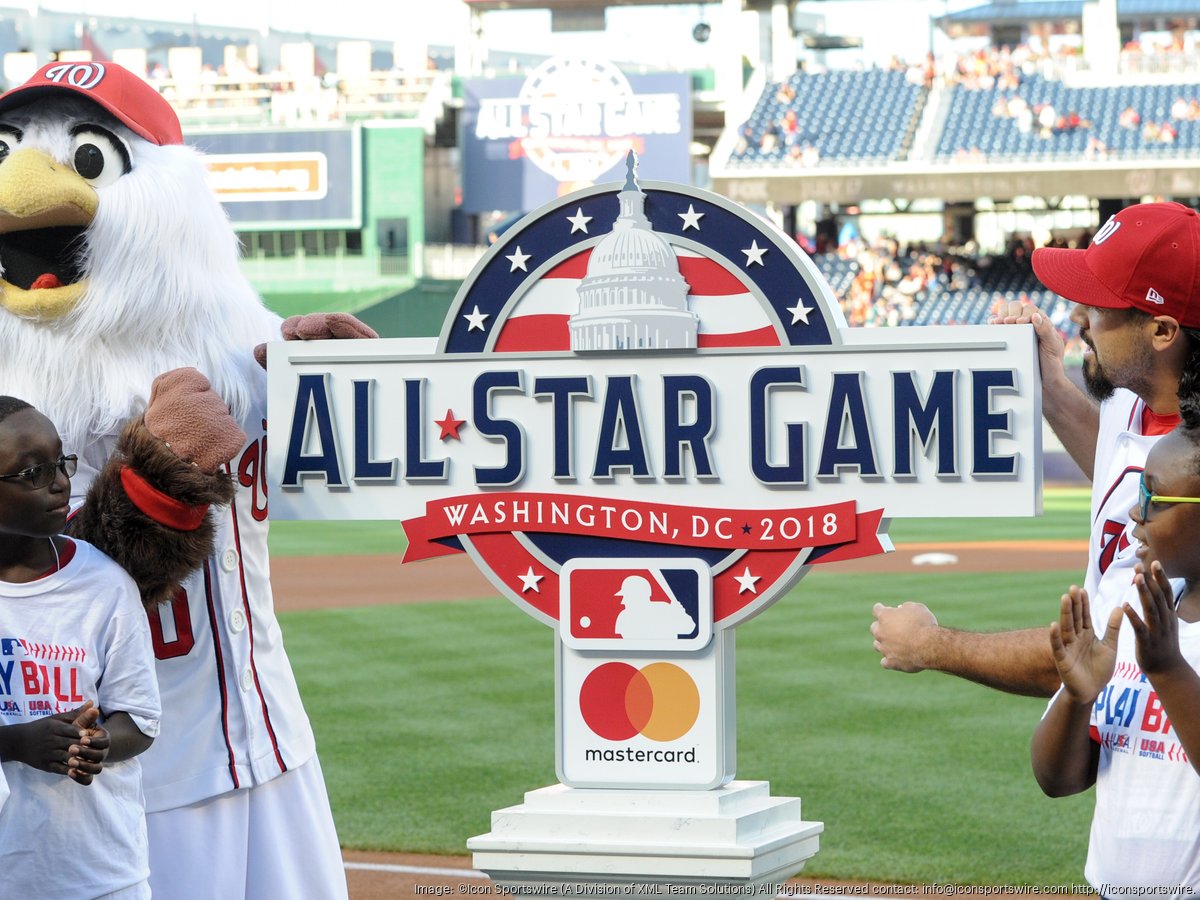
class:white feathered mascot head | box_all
[0,61,277,458]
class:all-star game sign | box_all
[267,153,1040,881]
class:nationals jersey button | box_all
[229,609,246,633]
[221,548,239,572]
[239,668,253,692]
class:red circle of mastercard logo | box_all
[579,662,700,742]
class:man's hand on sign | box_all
[871,602,939,672]
[988,300,1066,383]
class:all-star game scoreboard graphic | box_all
[266,156,1042,791]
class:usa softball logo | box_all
[579,662,700,742]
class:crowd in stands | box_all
[933,36,1200,88]
[735,35,1200,168]
[825,236,944,328]
[132,53,441,127]
[808,231,1085,354]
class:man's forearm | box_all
[921,625,1060,697]
[1040,370,1099,481]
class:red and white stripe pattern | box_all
[494,246,780,353]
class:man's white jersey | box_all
[1085,388,1177,619]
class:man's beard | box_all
[1081,353,1116,401]
[1080,329,1155,403]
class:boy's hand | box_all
[1050,585,1122,703]
[65,703,110,785]
[5,701,98,780]
[1126,561,1185,677]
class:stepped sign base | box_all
[468,780,822,896]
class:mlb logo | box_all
[559,558,712,652]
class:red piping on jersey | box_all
[204,562,240,789]
[1093,466,1144,526]
[225,464,287,774]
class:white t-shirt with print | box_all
[1084,610,1200,898]
[0,538,160,898]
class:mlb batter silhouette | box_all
[613,575,695,640]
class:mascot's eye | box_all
[70,128,130,188]
[0,127,21,163]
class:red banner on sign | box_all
[402,493,862,563]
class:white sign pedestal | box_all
[468,780,822,895]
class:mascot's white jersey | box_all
[1083,388,1173,619]
[72,347,315,811]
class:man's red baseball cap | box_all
[1032,201,1200,328]
[0,60,182,146]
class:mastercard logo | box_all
[578,662,700,742]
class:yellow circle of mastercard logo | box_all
[579,662,700,742]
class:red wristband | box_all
[119,466,210,531]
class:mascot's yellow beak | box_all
[0,148,98,320]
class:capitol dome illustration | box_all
[569,154,698,351]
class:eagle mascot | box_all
[0,61,374,899]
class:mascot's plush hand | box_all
[144,368,247,473]
[69,367,244,609]
[253,312,379,368]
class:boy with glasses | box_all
[1032,414,1200,897]
[0,395,160,899]
[0,453,78,489]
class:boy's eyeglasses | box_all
[1138,470,1200,521]
[0,454,78,490]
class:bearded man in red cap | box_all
[871,200,1200,695]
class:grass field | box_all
[274,488,1097,886]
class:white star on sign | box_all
[463,305,489,331]
[742,240,767,266]
[678,204,704,231]
[787,301,814,325]
[506,246,531,272]
[566,208,592,234]
[519,567,543,593]
[734,566,761,595]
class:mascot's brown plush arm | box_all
[68,368,247,610]
[253,312,378,368]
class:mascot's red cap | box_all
[0,61,183,145]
